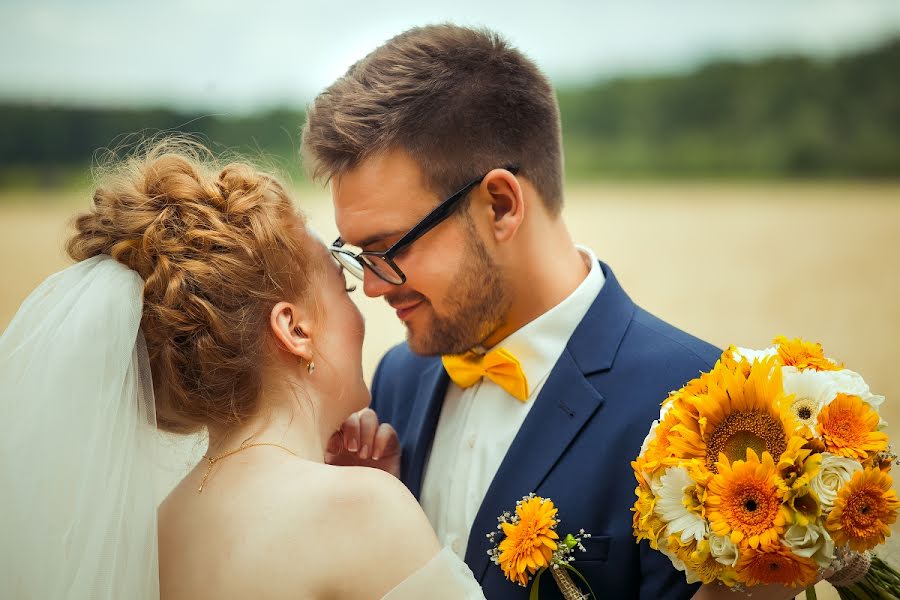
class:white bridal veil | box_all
[0,255,161,599]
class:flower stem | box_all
[550,567,589,600]
[805,586,818,600]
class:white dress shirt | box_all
[419,246,605,558]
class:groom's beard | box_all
[399,230,510,357]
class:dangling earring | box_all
[293,325,314,374]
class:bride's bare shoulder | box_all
[160,459,440,599]
[283,463,442,597]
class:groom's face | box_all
[332,150,509,356]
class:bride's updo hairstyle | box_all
[67,139,323,434]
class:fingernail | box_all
[360,444,369,460]
[348,440,358,452]
[372,452,381,461]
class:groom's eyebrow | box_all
[357,230,406,250]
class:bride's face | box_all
[308,240,370,424]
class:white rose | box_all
[827,369,886,422]
[811,453,863,510]
[708,533,739,567]
[784,523,835,569]
[733,346,777,363]
[639,420,659,456]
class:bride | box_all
[0,139,814,600]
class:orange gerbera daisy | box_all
[497,496,559,586]
[735,543,819,587]
[826,468,900,552]
[817,393,888,460]
[706,449,789,550]
[774,336,842,371]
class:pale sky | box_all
[2,0,899,113]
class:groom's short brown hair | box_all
[301,24,564,214]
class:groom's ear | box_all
[270,302,315,363]
[481,168,524,244]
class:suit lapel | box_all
[463,261,636,582]
[464,349,605,581]
[404,360,449,500]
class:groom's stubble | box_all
[397,218,511,357]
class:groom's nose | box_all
[362,268,393,298]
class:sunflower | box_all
[775,436,822,499]
[826,468,900,552]
[817,393,888,460]
[706,449,789,550]
[774,336,842,371]
[735,543,819,587]
[667,357,796,474]
[497,496,559,586]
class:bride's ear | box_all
[270,302,314,363]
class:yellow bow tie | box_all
[441,347,530,402]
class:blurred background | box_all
[1,2,899,594]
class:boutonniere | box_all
[487,494,595,600]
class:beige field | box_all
[2,182,898,598]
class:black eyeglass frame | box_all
[330,165,519,285]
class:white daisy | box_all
[652,466,708,543]
[781,367,838,431]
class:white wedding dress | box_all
[0,255,486,600]
[382,547,486,600]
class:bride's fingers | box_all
[357,408,379,460]
[372,423,398,461]
[341,411,361,453]
[325,430,343,456]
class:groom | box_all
[304,25,719,599]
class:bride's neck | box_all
[206,376,328,463]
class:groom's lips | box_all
[390,299,424,321]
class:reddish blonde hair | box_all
[67,139,322,433]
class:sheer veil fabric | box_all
[0,255,161,599]
[0,254,485,599]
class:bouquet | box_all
[632,336,900,598]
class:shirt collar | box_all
[482,246,605,395]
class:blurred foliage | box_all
[1,37,897,187]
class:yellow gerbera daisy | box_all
[817,393,888,460]
[774,336,842,371]
[735,543,819,587]
[666,536,730,585]
[497,496,559,586]
[667,357,796,474]
[826,468,900,552]
[706,449,789,549]
[775,436,822,499]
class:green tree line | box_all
[1,37,897,181]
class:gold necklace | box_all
[198,441,298,493]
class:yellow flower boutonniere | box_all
[487,494,595,600]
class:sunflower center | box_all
[798,407,812,420]
[706,411,787,472]
[745,498,759,512]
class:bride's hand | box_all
[326,408,401,477]
[694,579,829,600]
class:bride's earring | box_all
[294,326,315,374]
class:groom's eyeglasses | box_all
[329,166,518,286]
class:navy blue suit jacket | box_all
[370,262,720,599]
